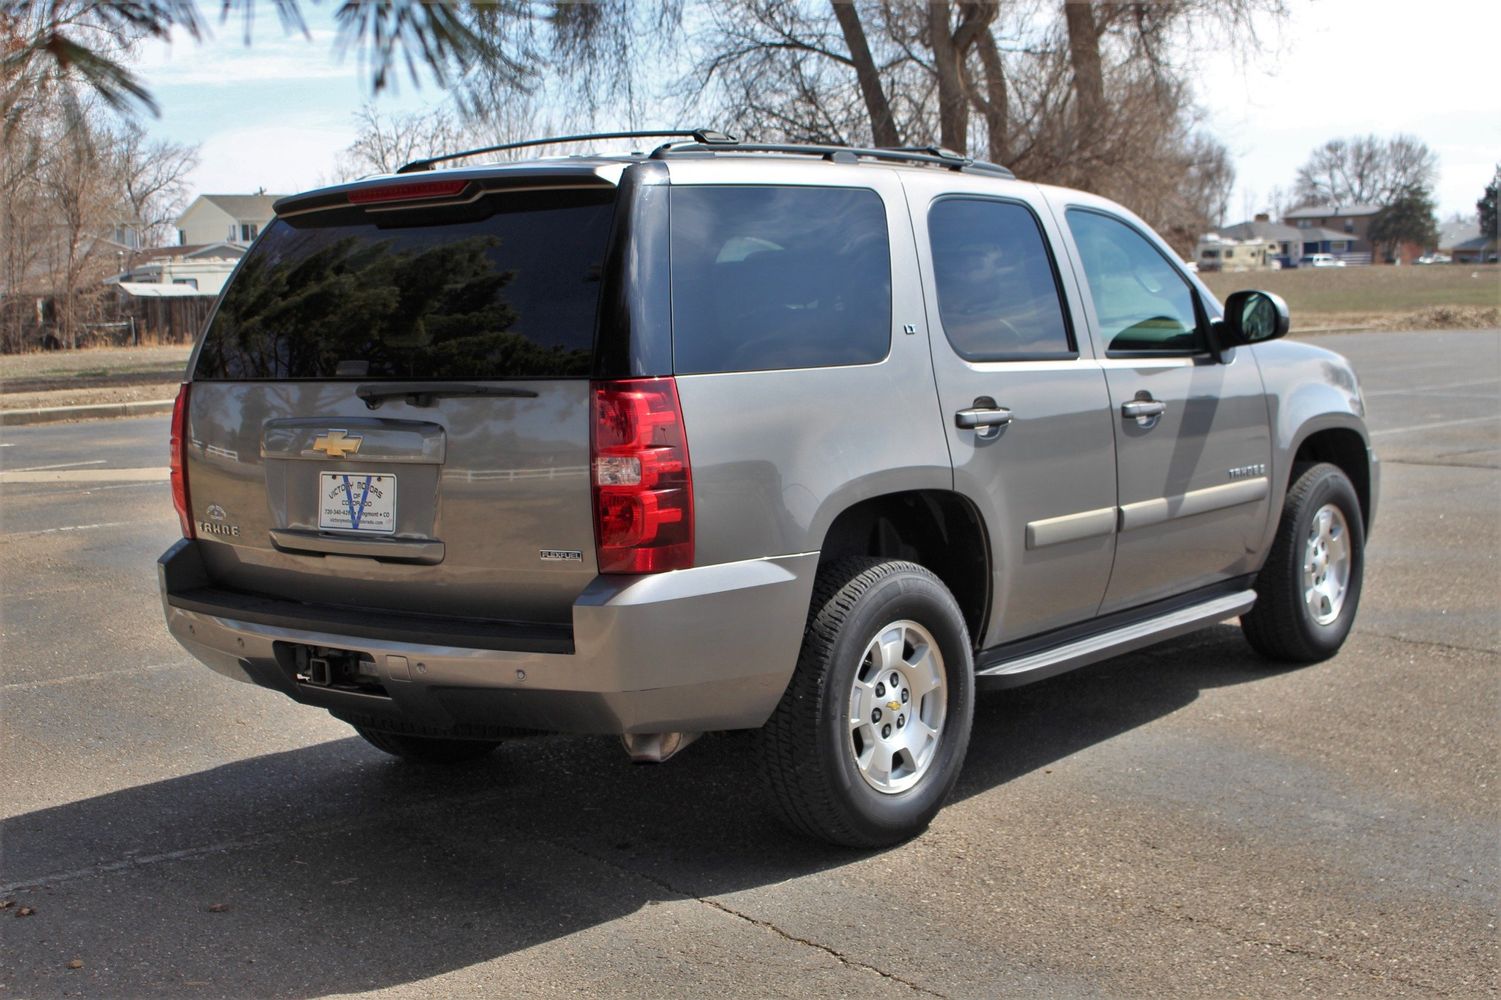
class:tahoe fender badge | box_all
[540,549,583,562]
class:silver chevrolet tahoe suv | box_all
[160,131,1378,847]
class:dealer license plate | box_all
[318,473,397,534]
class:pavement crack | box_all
[1380,459,1499,470]
[1361,629,1499,656]
[1145,905,1446,994]
[0,828,292,895]
[1,661,196,692]
[561,842,947,998]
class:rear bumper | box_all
[159,539,816,735]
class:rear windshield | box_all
[194,188,615,380]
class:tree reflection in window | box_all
[196,192,611,380]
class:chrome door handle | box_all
[1121,400,1167,419]
[955,406,1014,429]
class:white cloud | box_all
[189,124,357,196]
[1202,0,1498,219]
[132,23,348,88]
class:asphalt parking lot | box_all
[1,330,1496,998]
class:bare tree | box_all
[684,1,1259,252]
[112,123,199,246]
[456,1,683,130]
[1293,134,1439,207]
[830,0,898,146]
[335,104,470,179]
[0,119,50,347]
[21,105,122,347]
[0,94,198,349]
[1063,0,1104,142]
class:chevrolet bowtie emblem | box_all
[312,430,362,459]
[887,700,902,712]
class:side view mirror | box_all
[1217,290,1290,347]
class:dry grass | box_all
[1202,264,1500,330]
[1,344,191,388]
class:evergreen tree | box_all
[1368,184,1439,262]
[1479,167,1500,240]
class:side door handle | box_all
[1121,399,1167,419]
[955,397,1013,441]
[955,406,1014,429]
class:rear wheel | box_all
[757,558,975,848]
[353,727,502,764]
[1242,462,1366,663]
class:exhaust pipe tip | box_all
[621,731,701,764]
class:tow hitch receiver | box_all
[287,644,383,694]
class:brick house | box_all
[1213,213,1354,267]
[1282,203,1380,263]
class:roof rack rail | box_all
[648,140,1014,178]
[396,128,738,175]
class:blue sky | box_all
[129,0,1497,221]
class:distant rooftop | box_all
[1283,203,1381,219]
[1437,219,1481,250]
[1220,219,1303,242]
[1219,219,1353,244]
[195,194,285,217]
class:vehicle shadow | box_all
[1,624,1278,997]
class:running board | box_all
[975,589,1257,689]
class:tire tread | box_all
[757,557,965,847]
[1242,461,1362,663]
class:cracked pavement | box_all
[1,330,1496,998]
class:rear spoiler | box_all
[273,164,624,218]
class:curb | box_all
[0,399,176,427]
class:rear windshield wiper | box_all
[356,382,540,409]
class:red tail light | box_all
[170,383,194,539]
[591,378,694,573]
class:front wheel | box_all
[1242,462,1366,663]
[757,558,975,848]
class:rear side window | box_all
[670,186,891,374]
[194,188,615,380]
[928,198,1074,360]
[1065,208,1203,354]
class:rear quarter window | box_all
[669,186,891,374]
[928,197,1075,361]
[194,188,615,380]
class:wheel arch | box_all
[815,490,991,645]
[1290,424,1373,531]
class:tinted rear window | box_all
[669,186,891,374]
[194,188,615,380]
[928,198,1074,360]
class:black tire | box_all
[757,557,975,848]
[353,726,502,764]
[1242,462,1366,663]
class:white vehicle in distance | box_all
[1299,253,1346,268]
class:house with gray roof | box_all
[1282,203,1381,262]
[1436,219,1479,253]
[1213,213,1360,267]
[176,194,284,247]
[1450,234,1498,264]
